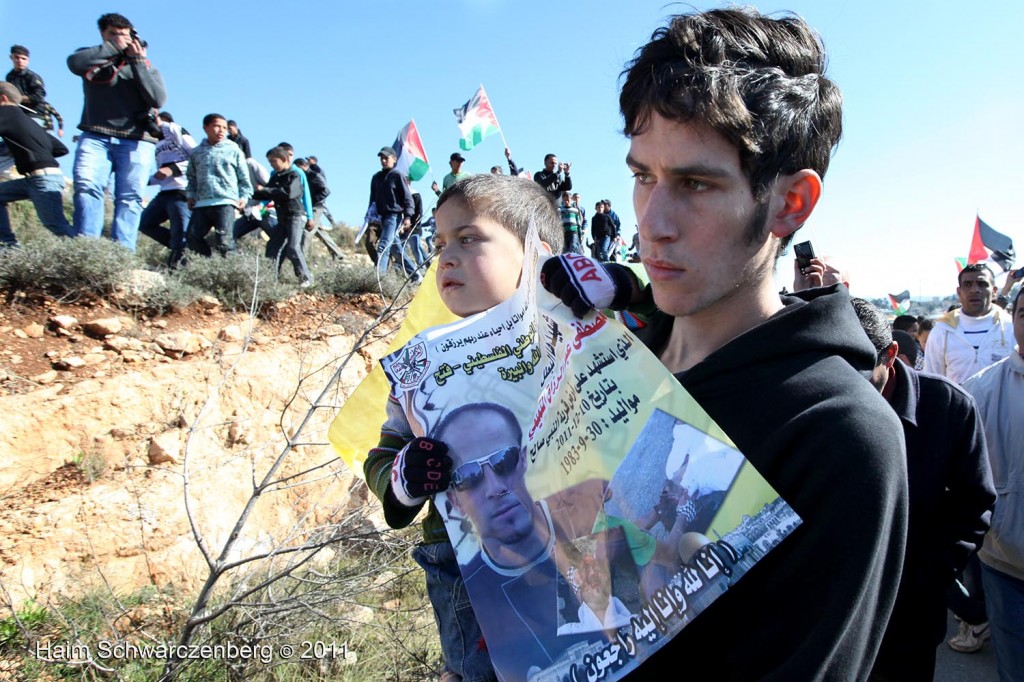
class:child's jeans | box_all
[412,540,497,682]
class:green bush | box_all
[172,251,293,311]
[0,235,135,300]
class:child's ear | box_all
[539,241,553,255]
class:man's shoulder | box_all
[963,354,1015,394]
[915,368,976,412]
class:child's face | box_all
[204,118,228,144]
[268,156,288,173]
[434,199,525,318]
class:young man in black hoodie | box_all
[542,7,908,679]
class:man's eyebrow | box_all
[625,154,731,179]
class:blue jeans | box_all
[593,235,612,261]
[138,190,189,252]
[376,212,417,278]
[982,562,1024,681]
[412,541,496,682]
[0,173,74,245]
[187,204,237,257]
[405,232,429,267]
[72,131,155,251]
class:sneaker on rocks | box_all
[947,620,990,653]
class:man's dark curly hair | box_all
[98,13,133,32]
[620,7,843,219]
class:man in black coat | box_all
[852,299,995,682]
[368,146,417,280]
[542,8,908,678]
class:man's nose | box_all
[637,186,677,244]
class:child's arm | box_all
[235,148,253,206]
[540,254,645,318]
[185,150,197,206]
[364,394,452,529]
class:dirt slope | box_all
[0,291,395,609]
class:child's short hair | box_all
[436,174,563,254]
[266,146,289,162]
[203,113,226,127]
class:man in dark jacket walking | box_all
[368,146,417,280]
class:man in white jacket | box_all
[963,287,1024,681]
[924,263,1014,384]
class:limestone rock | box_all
[155,332,205,357]
[111,269,166,306]
[83,318,123,338]
[23,323,45,339]
[49,315,78,330]
[104,336,146,353]
[198,295,221,311]
[218,325,244,342]
[32,370,58,384]
[54,357,86,370]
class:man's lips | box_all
[643,257,684,279]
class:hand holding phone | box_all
[793,241,816,273]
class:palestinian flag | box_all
[453,85,500,151]
[968,215,1015,272]
[954,257,968,273]
[392,120,430,182]
[888,290,911,314]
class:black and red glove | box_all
[390,437,452,507]
[540,254,634,318]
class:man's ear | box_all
[539,241,553,255]
[884,342,898,369]
[768,169,822,240]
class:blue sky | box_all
[3,1,1021,298]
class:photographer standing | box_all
[67,13,166,251]
[533,153,572,201]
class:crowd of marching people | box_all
[1,12,636,286]
[2,8,1022,682]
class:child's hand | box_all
[540,254,632,318]
[391,437,452,507]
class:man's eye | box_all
[682,178,709,191]
[631,172,654,186]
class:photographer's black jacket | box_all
[67,41,166,141]
[637,284,909,680]
[0,105,67,174]
[533,168,571,199]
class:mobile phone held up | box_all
[793,241,816,273]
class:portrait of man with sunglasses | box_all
[428,401,595,680]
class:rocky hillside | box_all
[0,287,397,610]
